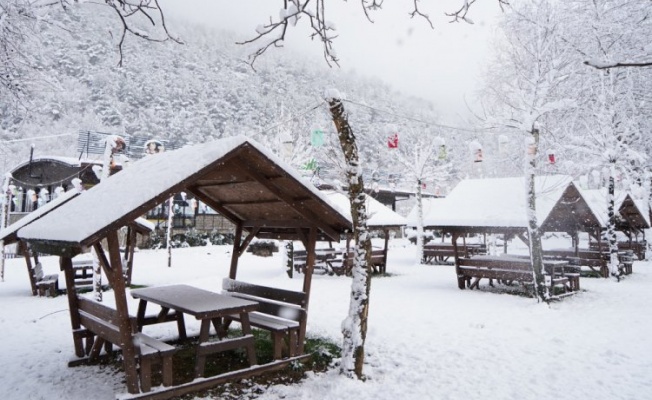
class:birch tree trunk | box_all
[526,128,549,302]
[327,95,373,379]
[415,179,425,263]
[606,162,620,279]
[0,173,12,282]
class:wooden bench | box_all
[222,278,307,360]
[32,262,60,297]
[72,258,95,287]
[457,257,576,295]
[76,297,176,392]
[340,249,386,275]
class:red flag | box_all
[388,133,399,149]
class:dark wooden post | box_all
[299,227,317,354]
[20,241,38,296]
[452,232,465,289]
[61,255,85,357]
[382,228,390,274]
[106,231,140,394]
[229,222,243,279]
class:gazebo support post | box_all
[124,226,136,286]
[19,241,38,296]
[299,227,317,354]
[229,223,243,279]
[452,232,465,289]
[61,255,85,357]
[106,230,140,394]
[382,229,389,274]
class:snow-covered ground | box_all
[1,238,651,400]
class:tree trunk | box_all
[327,95,373,380]
[1,173,12,282]
[526,128,549,302]
[606,162,620,279]
[415,179,425,263]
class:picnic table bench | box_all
[589,241,646,260]
[422,243,486,265]
[72,258,95,287]
[293,248,387,275]
[222,278,307,360]
[544,248,633,278]
[30,262,60,297]
[457,255,579,294]
[75,297,176,392]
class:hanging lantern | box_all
[434,137,447,160]
[498,135,509,156]
[310,129,324,147]
[145,139,165,155]
[591,170,601,188]
[469,141,483,163]
[387,133,399,149]
[304,158,318,171]
[526,136,537,157]
[547,149,556,164]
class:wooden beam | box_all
[107,231,140,394]
[61,256,85,357]
[190,187,242,224]
[233,158,341,240]
[93,242,114,278]
[237,226,261,257]
[229,223,243,280]
[242,220,309,229]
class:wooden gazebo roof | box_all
[18,136,352,254]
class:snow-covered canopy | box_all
[321,191,407,228]
[406,197,447,227]
[0,188,81,245]
[579,188,650,231]
[18,136,352,249]
[417,175,574,233]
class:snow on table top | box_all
[18,136,350,244]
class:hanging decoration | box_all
[469,141,483,163]
[304,158,318,171]
[547,149,556,164]
[387,133,399,149]
[280,132,294,161]
[498,135,509,156]
[145,139,165,155]
[310,129,324,147]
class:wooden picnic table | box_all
[457,254,579,293]
[131,284,259,378]
[422,243,486,264]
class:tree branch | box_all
[583,60,652,69]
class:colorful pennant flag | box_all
[388,133,399,149]
[311,129,324,147]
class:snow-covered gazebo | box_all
[321,190,407,268]
[15,136,352,396]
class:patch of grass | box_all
[84,329,341,399]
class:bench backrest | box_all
[222,278,307,322]
[78,297,136,345]
[33,262,44,281]
[458,258,531,271]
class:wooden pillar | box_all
[20,241,38,296]
[299,227,317,354]
[61,255,85,358]
[229,222,243,279]
[382,228,390,274]
[125,227,137,286]
[452,232,465,289]
[106,231,140,394]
